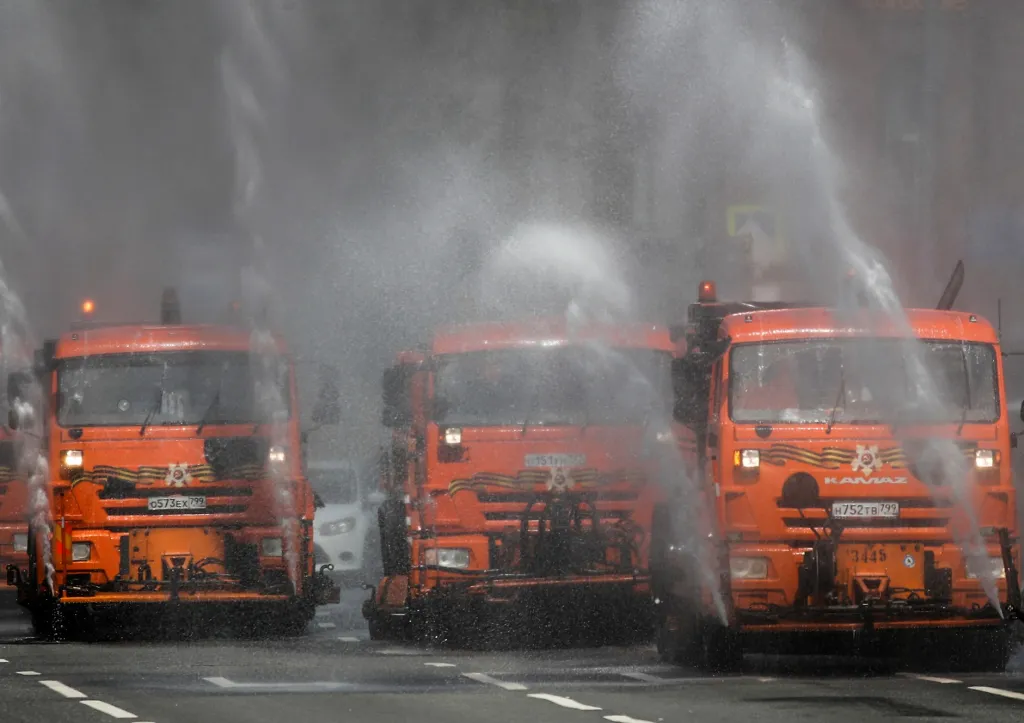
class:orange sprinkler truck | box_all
[654,272,1022,671]
[5,291,341,637]
[362,319,679,643]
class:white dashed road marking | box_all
[604,716,657,723]
[969,686,1024,702]
[899,673,962,685]
[204,677,237,688]
[338,636,360,642]
[40,680,87,699]
[463,672,528,691]
[424,662,457,668]
[16,670,39,676]
[527,693,602,711]
[80,699,137,719]
[619,672,665,684]
[316,622,337,629]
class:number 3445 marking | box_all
[848,547,888,564]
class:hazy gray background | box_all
[1,0,1022,461]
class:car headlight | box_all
[71,542,91,562]
[965,556,1006,580]
[268,446,287,464]
[261,537,283,557]
[975,449,997,469]
[61,449,84,470]
[730,556,769,580]
[319,517,357,536]
[12,533,27,552]
[655,429,675,444]
[424,547,471,570]
[443,427,462,445]
[734,449,760,469]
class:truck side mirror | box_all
[311,378,342,427]
[1019,399,1024,425]
[6,371,34,431]
[671,358,705,426]
[381,366,411,428]
[313,491,326,510]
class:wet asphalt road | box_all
[2,589,1024,723]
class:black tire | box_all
[31,602,76,642]
[700,619,743,674]
[656,609,701,666]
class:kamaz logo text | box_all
[824,476,908,485]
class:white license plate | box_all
[524,454,586,468]
[147,496,207,511]
[831,501,899,519]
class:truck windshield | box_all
[57,351,291,428]
[433,347,672,427]
[729,339,999,425]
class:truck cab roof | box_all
[54,324,288,359]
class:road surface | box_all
[2,590,1023,723]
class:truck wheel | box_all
[31,603,75,642]
[656,610,701,666]
[699,619,743,674]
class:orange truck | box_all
[5,290,341,637]
[654,275,1022,670]
[362,319,679,644]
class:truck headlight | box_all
[975,449,997,469]
[965,556,1006,580]
[424,547,471,570]
[12,533,27,552]
[61,449,84,470]
[71,542,91,562]
[734,449,760,469]
[320,517,356,536]
[261,537,283,557]
[730,556,769,580]
[443,427,462,445]
[268,446,287,464]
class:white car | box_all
[309,460,382,586]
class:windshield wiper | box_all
[139,389,162,437]
[196,389,221,436]
[956,344,972,436]
[825,363,846,436]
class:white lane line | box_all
[463,672,528,691]
[969,686,1024,702]
[376,647,427,656]
[16,671,40,676]
[40,680,87,699]
[527,693,602,711]
[80,700,137,719]
[619,671,664,683]
[912,675,962,685]
[0,659,7,663]
[424,662,457,668]
[204,677,236,688]
[316,622,337,629]
[605,716,656,723]
[338,636,360,642]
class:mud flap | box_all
[311,565,341,605]
[997,528,1022,619]
[6,564,18,587]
